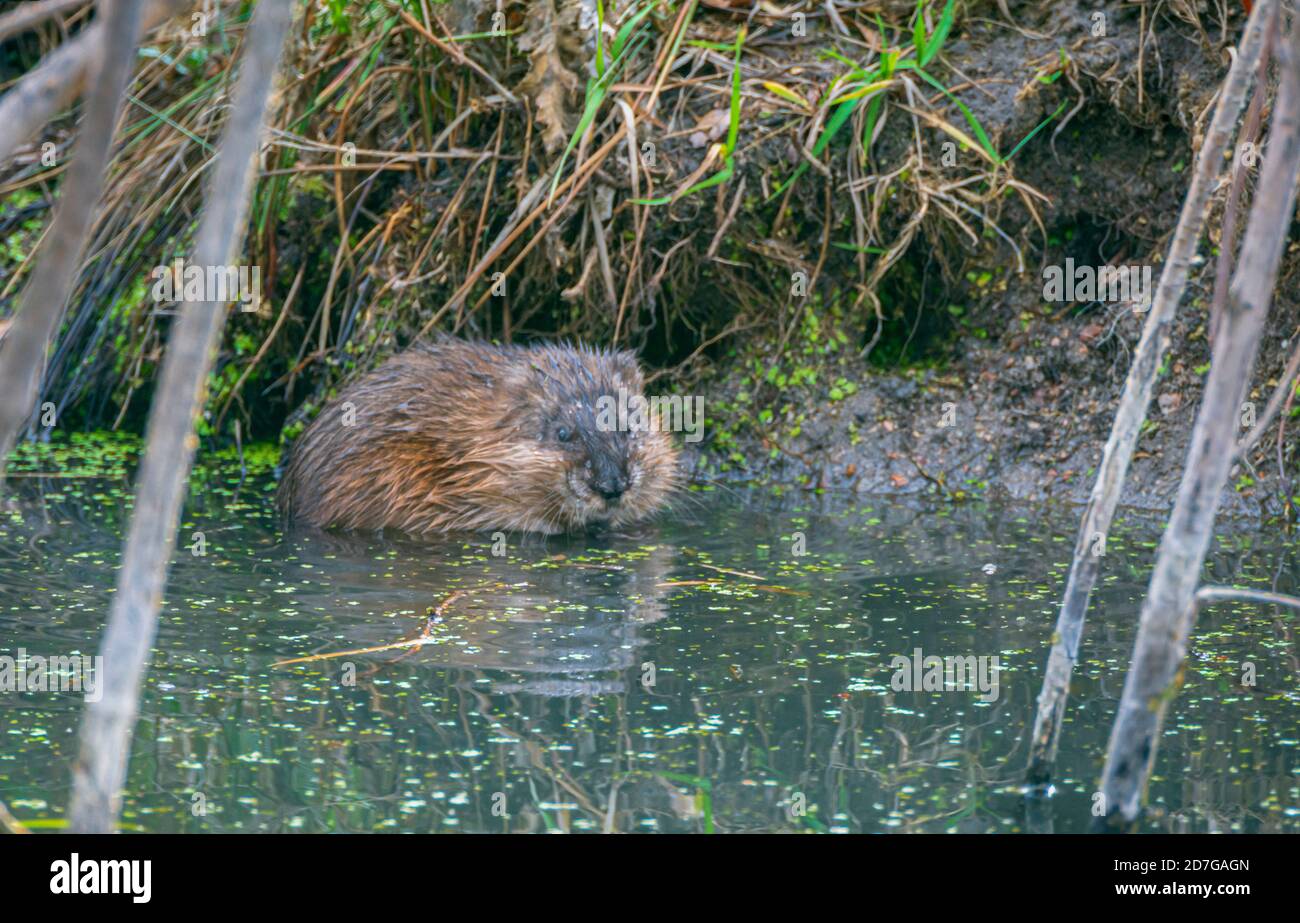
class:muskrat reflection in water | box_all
[278,338,681,535]
[281,531,675,698]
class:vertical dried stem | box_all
[1025,0,1274,785]
[1098,8,1300,830]
[67,0,293,834]
[0,0,146,484]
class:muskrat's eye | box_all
[556,426,572,443]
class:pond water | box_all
[1,445,1297,833]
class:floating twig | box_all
[272,587,480,669]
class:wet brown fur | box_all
[277,339,680,535]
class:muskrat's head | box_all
[494,343,680,533]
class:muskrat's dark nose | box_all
[591,474,628,503]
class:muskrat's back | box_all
[277,339,679,534]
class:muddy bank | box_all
[690,0,1299,520]
[693,260,1300,519]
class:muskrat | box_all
[277,339,680,534]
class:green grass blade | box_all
[832,241,886,254]
[912,0,927,62]
[725,26,746,155]
[919,0,955,67]
[124,94,214,152]
[633,156,734,206]
[595,0,606,78]
[860,93,885,160]
[771,94,858,199]
[907,64,1000,162]
[636,22,744,206]
[613,1,657,58]
[1002,98,1069,162]
[548,28,652,198]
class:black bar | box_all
[0,833,1280,908]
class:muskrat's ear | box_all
[609,349,645,390]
